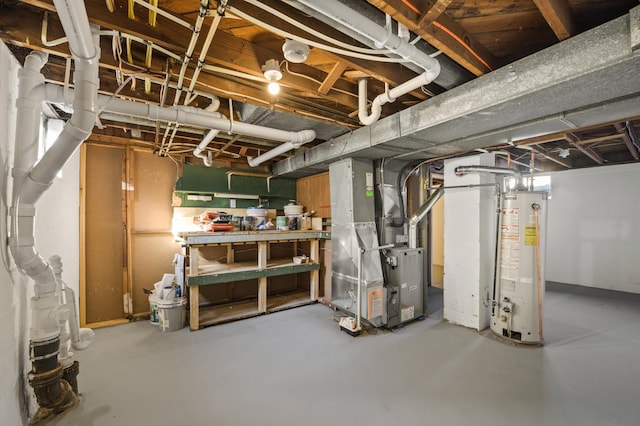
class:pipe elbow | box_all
[454,166,469,176]
[358,102,382,126]
[205,95,220,112]
[24,51,49,72]
[426,60,441,83]
[291,129,316,146]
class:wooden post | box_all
[309,239,320,301]
[188,246,200,330]
[189,285,200,331]
[258,242,268,313]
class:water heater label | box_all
[500,208,521,281]
[525,226,537,246]
[501,208,519,237]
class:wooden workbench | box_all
[177,230,330,330]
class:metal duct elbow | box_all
[409,188,444,249]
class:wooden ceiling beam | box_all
[565,134,605,165]
[614,123,640,160]
[366,0,496,76]
[2,4,359,128]
[230,0,430,99]
[533,0,576,41]
[417,0,453,27]
[531,145,572,168]
[19,0,361,110]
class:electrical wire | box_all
[241,0,393,56]
[281,61,357,99]
[399,0,493,72]
[228,8,409,63]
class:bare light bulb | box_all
[267,81,280,95]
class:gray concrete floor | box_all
[49,284,640,426]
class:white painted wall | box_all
[443,153,497,330]
[1,41,81,424]
[546,163,640,293]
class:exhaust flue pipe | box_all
[409,187,444,249]
[455,165,525,190]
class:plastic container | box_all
[284,202,303,216]
[148,295,159,327]
[157,297,187,332]
[276,216,288,230]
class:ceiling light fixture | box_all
[262,59,282,95]
[282,39,310,63]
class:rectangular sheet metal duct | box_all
[273,7,640,177]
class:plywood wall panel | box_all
[295,172,330,216]
[85,145,126,323]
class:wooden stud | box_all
[318,61,348,95]
[309,239,320,301]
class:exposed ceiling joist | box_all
[417,0,453,27]
[533,0,576,41]
[531,145,572,168]
[366,0,496,75]
[614,123,640,160]
[565,134,605,165]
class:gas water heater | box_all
[491,191,548,344]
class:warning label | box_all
[525,226,537,246]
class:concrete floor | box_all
[49,284,640,426]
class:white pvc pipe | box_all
[10,0,99,348]
[193,129,220,167]
[44,84,317,146]
[298,0,440,74]
[359,70,436,125]
[52,0,96,59]
[299,0,440,125]
[49,255,95,351]
[247,142,296,167]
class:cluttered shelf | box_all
[176,230,330,246]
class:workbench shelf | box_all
[177,230,330,330]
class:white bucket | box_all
[149,295,159,326]
[157,297,187,332]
